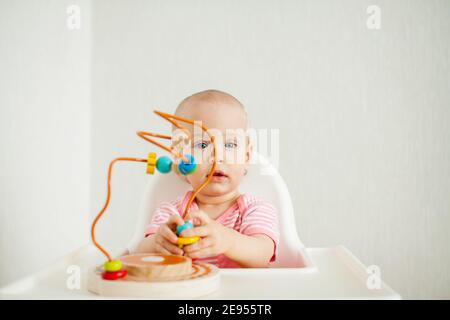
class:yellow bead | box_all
[147,152,157,165]
[104,260,122,272]
[146,164,155,174]
[146,152,157,174]
[177,236,200,246]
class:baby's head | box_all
[172,89,252,198]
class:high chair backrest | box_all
[126,153,307,267]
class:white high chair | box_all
[126,153,314,269]
[0,153,401,299]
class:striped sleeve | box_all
[239,199,280,262]
[144,200,181,237]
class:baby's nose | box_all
[213,147,224,163]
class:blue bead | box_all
[156,156,172,174]
[176,221,194,236]
[178,154,197,175]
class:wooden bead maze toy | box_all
[87,111,220,298]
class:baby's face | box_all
[173,97,251,197]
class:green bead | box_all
[104,260,122,272]
[156,156,173,174]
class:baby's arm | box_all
[224,230,275,267]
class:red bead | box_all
[102,269,127,280]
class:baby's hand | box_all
[181,210,234,259]
[152,215,184,256]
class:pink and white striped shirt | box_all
[144,191,279,268]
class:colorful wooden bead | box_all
[146,152,157,175]
[103,260,123,272]
[156,156,172,174]
[101,269,127,280]
[178,154,197,175]
[176,221,194,236]
[177,236,200,247]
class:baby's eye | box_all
[194,141,210,149]
[224,142,238,149]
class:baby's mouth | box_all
[207,170,228,178]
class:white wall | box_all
[90,0,450,299]
[0,0,91,286]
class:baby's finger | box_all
[157,236,183,255]
[186,210,210,226]
[159,224,179,244]
[183,237,213,254]
[180,225,209,238]
[155,243,171,255]
[166,215,185,229]
[185,246,215,259]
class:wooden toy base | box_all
[87,253,220,298]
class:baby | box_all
[136,89,279,268]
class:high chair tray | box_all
[0,245,400,299]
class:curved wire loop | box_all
[91,110,217,261]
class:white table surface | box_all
[0,245,400,300]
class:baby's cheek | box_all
[186,168,206,186]
[230,170,246,186]
[185,174,198,187]
[229,166,245,179]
